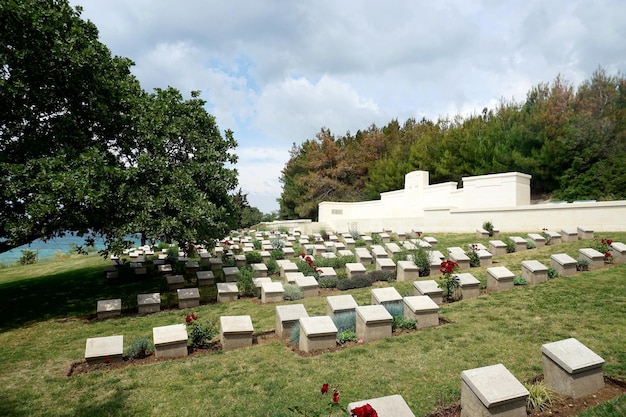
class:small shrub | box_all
[371,234,383,245]
[126,338,153,360]
[355,238,366,247]
[270,249,284,260]
[336,275,374,290]
[482,221,494,237]
[547,267,559,279]
[576,258,589,271]
[266,258,280,275]
[270,237,284,251]
[505,240,516,253]
[337,330,357,344]
[366,270,396,283]
[289,323,300,345]
[318,275,338,288]
[166,246,179,259]
[392,315,417,331]
[438,260,461,302]
[514,276,528,286]
[466,244,480,267]
[411,247,431,276]
[348,224,360,240]
[524,381,556,412]
[188,320,218,349]
[252,239,262,250]
[526,238,536,249]
[332,311,356,333]
[541,228,552,245]
[385,302,404,318]
[236,266,255,296]
[18,249,38,265]
[283,284,304,301]
[245,251,263,264]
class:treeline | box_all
[279,69,626,220]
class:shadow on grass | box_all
[0,264,164,332]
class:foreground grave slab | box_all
[550,253,577,277]
[461,363,529,417]
[298,316,338,353]
[486,266,515,292]
[521,260,548,285]
[326,294,358,318]
[275,304,308,340]
[220,315,254,352]
[137,293,161,314]
[541,338,605,399]
[578,248,605,270]
[85,335,123,365]
[403,295,439,329]
[153,324,188,359]
[355,305,393,343]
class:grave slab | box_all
[546,230,562,244]
[424,236,438,246]
[542,338,605,399]
[355,248,373,265]
[158,264,173,275]
[413,279,444,305]
[294,275,319,298]
[220,315,254,352]
[275,304,309,340]
[448,251,470,270]
[521,260,549,285]
[577,226,594,240]
[253,277,272,298]
[578,248,605,271]
[326,294,358,318]
[97,299,121,319]
[355,305,393,343]
[284,271,305,285]
[397,260,419,282]
[216,282,239,302]
[376,257,396,272]
[488,240,507,256]
[349,395,415,417]
[560,229,578,242]
[153,324,188,359]
[278,261,298,278]
[337,249,354,258]
[461,363,529,417]
[609,241,626,264]
[298,316,338,353]
[208,257,223,271]
[403,295,439,329]
[85,335,124,365]
[371,287,403,311]
[509,236,527,252]
[261,281,285,303]
[486,266,515,292]
[137,293,161,314]
[550,253,577,277]
[476,228,490,238]
[317,267,337,279]
[223,266,239,282]
[177,288,200,309]
[477,249,493,266]
[527,233,546,248]
[457,273,481,300]
[166,274,185,290]
[196,270,215,286]
[345,262,367,279]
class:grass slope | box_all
[0,233,624,416]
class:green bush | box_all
[336,275,374,290]
[270,237,284,250]
[547,267,559,279]
[289,323,300,345]
[482,221,494,237]
[332,311,356,333]
[526,238,536,249]
[270,249,284,260]
[524,381,556,412]
[514,276,528,286]
[384,302,404,318]
[366,270,395,282]
[316,255,356,269]
[337,330,358,344]
[283,284,304,301]
[318,275,338,288]
[505,240,516,253]
[392,315,417,331]
[266,259,280,275]
[411,248,431,277]
[576,258,589,271]
[245,251,263,264]
[252,239,262,250]
[236,266,255,296]
[126,337,153,359]
[188,320,218,349]
[18,249,38,265]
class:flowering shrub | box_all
[482,221,494,237]
[541,228,552,245]
[185,313,218,349]
[466,244,480,267]
[437,260,460,302]
[592,238,614,264]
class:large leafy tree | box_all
[0,0,239,254]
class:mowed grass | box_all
[0,233,624,416]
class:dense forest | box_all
[278,69,626,220]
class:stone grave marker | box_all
[295,275,319,297]
[326,294,358,318]
[284,271,304,285]
[578,248,605,270]
[448,251,470,270]
[137,293,161,314]
[166,274,185,290]
[153,324,188,359]
[298,316,337,353]
[371,245,388,259]
[541,338,605,399]
[355,248,373,265]
[275,304,309,340]
[461,363,528,417]
[261,281,284,303]
[577,226,594,240]
[488,240,507,256]
[457,273,480,299]
[521,260,548,285]
[346,262,367,279]
[560,228,578,242]
[97,299,121,319]
[317,267,337,279]
[509,236,527,252]
[355,305,393,343]
[375,257,396,272]
[550,253,577,277]
[85,335,124,365]
[486,266,515,292]
[413,280,444,305]
[403,295,439,329]
[610,241,626,264]
[396,260,419,282]
[216,282,239,302]
[527,233,546,248]
[220,315,254,352]
[349,395,415,417]
[196,270,215,286]
[177,288,200,309]
[253,277,272,298]
[371,287,402,311]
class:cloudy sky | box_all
[70,0,625,213]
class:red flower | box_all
[332,390,340,403]
[185,314,192,324]
[191,313,198,320]
[351,403,378,417]
[605,253,612,257]
[417,231,422,237]
[305,256,312,263]
[607,239,613,245]
[299,253,306,258]
[321,383,329,394]
[104,357,111,364]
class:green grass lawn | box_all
[0,233,624,416]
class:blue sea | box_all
[0,235,141,265]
